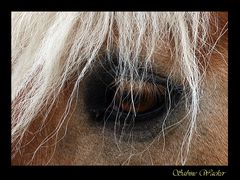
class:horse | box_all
[11,12,228,165]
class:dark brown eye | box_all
[116,92,157,113]
[84,60,183,141]
[84,62,184,141]
[104,78,170,123]
[112,81,167,115]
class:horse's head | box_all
[11,12,227,165]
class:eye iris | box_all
[112,81,167,116]
[135,95,158,113]
[114,94,157,113]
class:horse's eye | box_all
[114,89,163,114]
[84,62,183,140]
[104,79,169,122]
